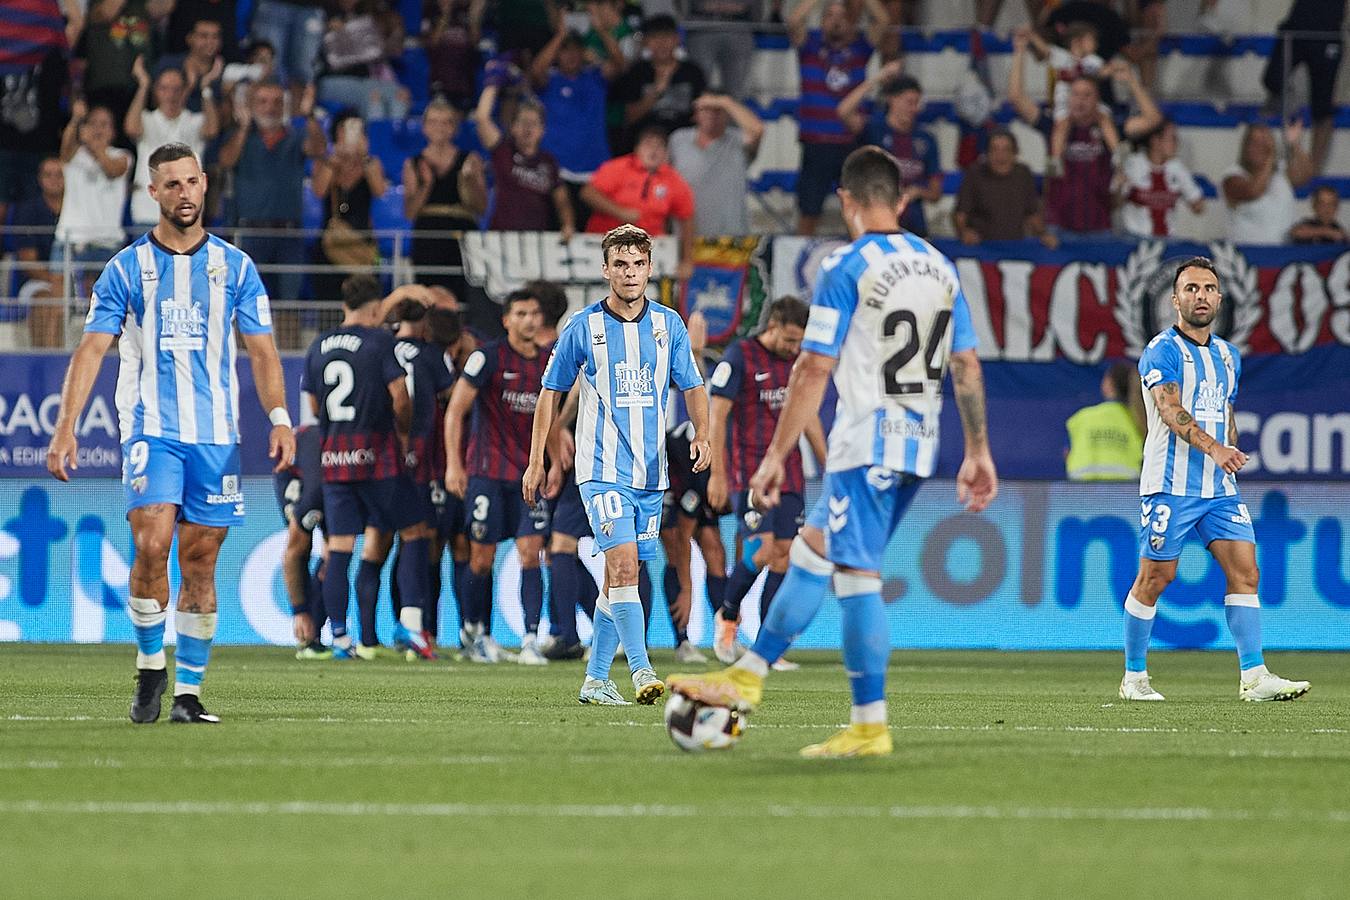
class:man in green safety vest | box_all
[1065,362,1146,481]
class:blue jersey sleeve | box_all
[950,289,977,353]
[1228,343,1241,405]
[1139,333,1182,391]
[669,315,704,391]
[232,253,272,335]
[542,316,587,392]
[708,339,745,400]
[802,250,859,358]
[84,253,131,335]
[374,331,404,385]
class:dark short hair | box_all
[560,30,586,50]
[425,306,462,347]
[341,274,383,310]
[147,142,200,175]
[840,145,901,208]
[155,66,187,86]
[642,14,679,35]
[190,18,221,34]
[246,37,275,57]
[1172,256,1218,292]
[601,223,652,265]
[882,74,921,98]
[1105,361,1135,401]
[988,127,1018,153]
[503,289,541,315]
[767,295,809,329]
[1064,21,1098,43]
[390,297,427,324]
[1312,184,1339,202]
[523,279,569,328]
[634,122,669,146]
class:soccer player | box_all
[46,142,295,725]
[304,275,433,661]
[275,400,330,659]
[445,290,553,665]
[1120,257,1310,703]
[706,295,828,665]
[524,223,710,706]
[670,147,998,757]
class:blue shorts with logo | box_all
[122,436,244,527]
[432,480,464,538]
[1138,493,1255,560]
[322,476,422,536]
[733,490,805,540]
[465,476,550,545]
[552,478,592,539]
[274,469,324,532]
[580,481,664,560]
[805,466,922,572]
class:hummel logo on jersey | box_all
[827,495,849,533]
[592,331,606,345]
[754,372,770,382]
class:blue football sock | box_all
[356,558,382,646]
[306,565,327,634]
[323,550,353,638]
[662,564,689,645]
[453,561,470,632]
[722,561,760,619]
[521,566,544,634]
[838,580,889,707]
[465,569,492,629]
[426,557,442,640]
[577,557,598,618]
[174,611,217,697]
[389,544,404,616]
[549,554,580,643]
[128,596,166,669]
[586,603,620,682]
[1224,594,1265,671]
[750,539,832,665]
[760,570,785,623]
[662,563,682,614]
[638,564,653,631]
[609,584,652,673]
[396,538,430,615]
[706,573,727,617]
[1123,594,1156,674]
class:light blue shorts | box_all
[1138,493,1255,560]
[805,466,922,572]
[579,481,664,560]
[122,436,244,527]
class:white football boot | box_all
[1239,670,1310,702]
[1119,673,1165,701]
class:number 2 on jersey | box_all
[881,309,952,396]
[324,360,356,422]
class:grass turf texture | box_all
[1,645,1346,898]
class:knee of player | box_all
[133,531,173,564]
[550,534,578,556]
[1228,561,1260,592]
[1133,567,1174,599]
[468,543,496,574]
[768,539,792,570]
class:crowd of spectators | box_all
[1,0,1347,344]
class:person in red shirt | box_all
[582,125,695,279]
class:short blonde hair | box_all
[601,223,652,264]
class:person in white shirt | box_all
[1118,120,1204,239]
[52,100,132,297]
[668,92,764,237]
[125,57,219,226]
[1222,121,1315,245]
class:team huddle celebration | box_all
[41,139,1307,752]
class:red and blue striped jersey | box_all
[797,31,872,145]
[1047,121,1112,232]
[709,336,802,494]
[302,325,406,483]
[462,338,549,480]
[395,336,455,483]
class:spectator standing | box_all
[401,99,487,290]
[250,0,327,92]
[1263,0,1344,173]
[0,45,69,221]
[530,24,622,230]
[1022,22,1105,123]
[1118,120,1203,240]
[11,157,65,347]
[953,129,1055,246]
[125,59,220,227]
[473,87,575,236]
[838,64,942,237]
[80,0,173,136]
[217,81,327,331]
[583,125,695,278]
[787,0,890,235]
[669,92,763,237]
[52,101,131,298]
[1291,186,1348,245]
[1044,77,1117,241]
[165,0,239,60]
[684,0,759,98]
[155,19,227,114]
[1222,121,1315,245]
[616,15,706,152]
[312,114,389,303]
[423,0,485,112]
[317,0,411,120]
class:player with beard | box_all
[48,142,295,724]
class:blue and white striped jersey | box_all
[1138,327,1240,498]
[84,232,273,445]
[543,298,704,491]
[802,232,977,477]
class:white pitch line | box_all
[0,800,1347,825]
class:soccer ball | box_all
[663,691,744,752]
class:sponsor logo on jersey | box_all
[758,385,789,410]
[502,389,539,414]
[1142,368,1163,388]
[592,331,606,345]
[206,472,245,505]
[322,448,377,468]
[638,514,660,542]
[1194,379,1226,423]
[804,306,840,347]
[160,297,206,351]
[614,362,654,408]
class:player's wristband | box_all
[269,407,293,428]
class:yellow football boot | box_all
[667,666,764,713]
[799,724,893,759]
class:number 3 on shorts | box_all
[591,490,623,521]
[472,494,490,521]
[1150,504,1171,534]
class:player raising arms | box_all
[671,147,998,757]
[47,142,295,724]
[525,224,711,706]
[707,295,827,664]
[1120,258,1309,703]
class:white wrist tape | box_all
[269,407,293,428]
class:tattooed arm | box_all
[1151,383,1247,474]
[949,349,997,512]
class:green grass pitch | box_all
[1,644,1346,898]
